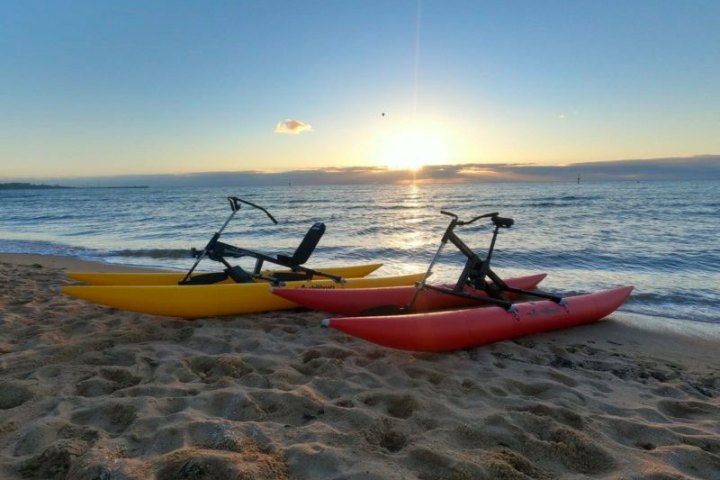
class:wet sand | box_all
[1,253,719,479]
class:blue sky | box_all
[2,1,719,179]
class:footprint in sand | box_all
[657,399,720,419]
[0,382,33,409]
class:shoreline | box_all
[3,252,717,339]
[0,253,170,273]
[1,253,719,479]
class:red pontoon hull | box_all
[271,273,547,315]
[323,286,633,352]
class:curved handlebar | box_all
[460,212,498,226]
[441,210,498,226]
[227,197,279,224]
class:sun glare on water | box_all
[378,127,449,171]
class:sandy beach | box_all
[1,253,718,479]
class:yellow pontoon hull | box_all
[62,272,424,318]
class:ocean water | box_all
[1,180,718,324]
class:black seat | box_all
[492,216,514,228]
[276,222,325,266]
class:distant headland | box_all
[0,183,72,190]
[0,183,148,190]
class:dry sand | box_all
[1,253,719,479]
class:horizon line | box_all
[3,154,719,187]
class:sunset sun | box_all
[378,127,449,171]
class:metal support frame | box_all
[404,211,563,312]
[179,197,343,285]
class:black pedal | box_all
[225,266,254,283]
[272,271,309,281]
[180,271,228,285]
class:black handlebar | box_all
[461,212,499,226]
[440,210,458,220]
[228,197,278,224]
[441,210,499,226]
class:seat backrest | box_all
[290,222,325,265]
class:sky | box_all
[2,0,720,181]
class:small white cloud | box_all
[274,119,313,134]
